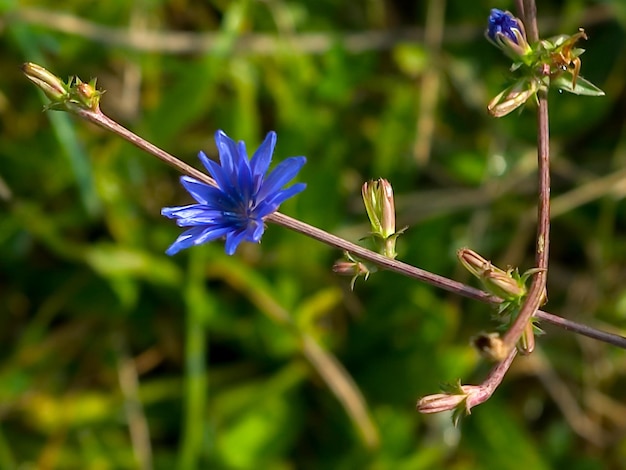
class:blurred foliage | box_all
[2,0,626,468]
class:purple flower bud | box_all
[487,9,522,44]
[486,9,532,60]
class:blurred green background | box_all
[2,0,626,468]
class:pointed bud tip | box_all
[21,62,69,102]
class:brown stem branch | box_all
[69,106,626,351]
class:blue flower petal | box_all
[214,130,238,176]
[202,155,237,195]
[192,225,233,245]
[162,204,219,221]
[165,226,213,255]
[250,131,276,185]
[264,182,307,207]
[179,176,224,205]
[236,149,254,202]
[224,229,250,255]
[258,156,306,201]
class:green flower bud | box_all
[362,179,404,259]
[362,179,396,239]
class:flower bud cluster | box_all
[485,9,603,117]
[22,63,102,112]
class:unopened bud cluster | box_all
[22,62,103,112]
[333,179,403,289]
[458,248,540,356]
[485,9,603,117]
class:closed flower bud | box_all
[21,62,69,103]
[487,77,540,117]
[482,268,526,300]
[486,9,532,61]
[417,391,469,415]
[73,79,103,111]
[472,332,508,361]
[417,381,488,424]
[362,179,403,259]
[457,247,492,280]
[332,259,369,277]
[362,179,396,239]
[332,253,373,290]
[457,248,525,301]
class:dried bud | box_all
[417,381,489,425]
[487,77,540,117]
[21,62,69,103]
[482,268,526,299]
[73,79,102,111]
[332,253,373,290]
[417,391,469,415]
[457,248,525,301]
[22,63,105,113]
[518,322,536,355]
[472,332,508,361]
[538,28,604,96]
[332,259,370,277]
[458,247,491,279]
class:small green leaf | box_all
[552,72,605,96]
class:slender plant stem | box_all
[68,106,626,351]
[515,0,525,21]
[522,0,539,43]
[467,348,518,410]
[496,0,551,358]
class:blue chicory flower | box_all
[162,130,306,255]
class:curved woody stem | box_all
[497,0,550,359]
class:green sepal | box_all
[439,379,464,395]
[452,398,470,427]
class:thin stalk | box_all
[498,0,550,358]
[65,106,626,351]
[466,348,518,410]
